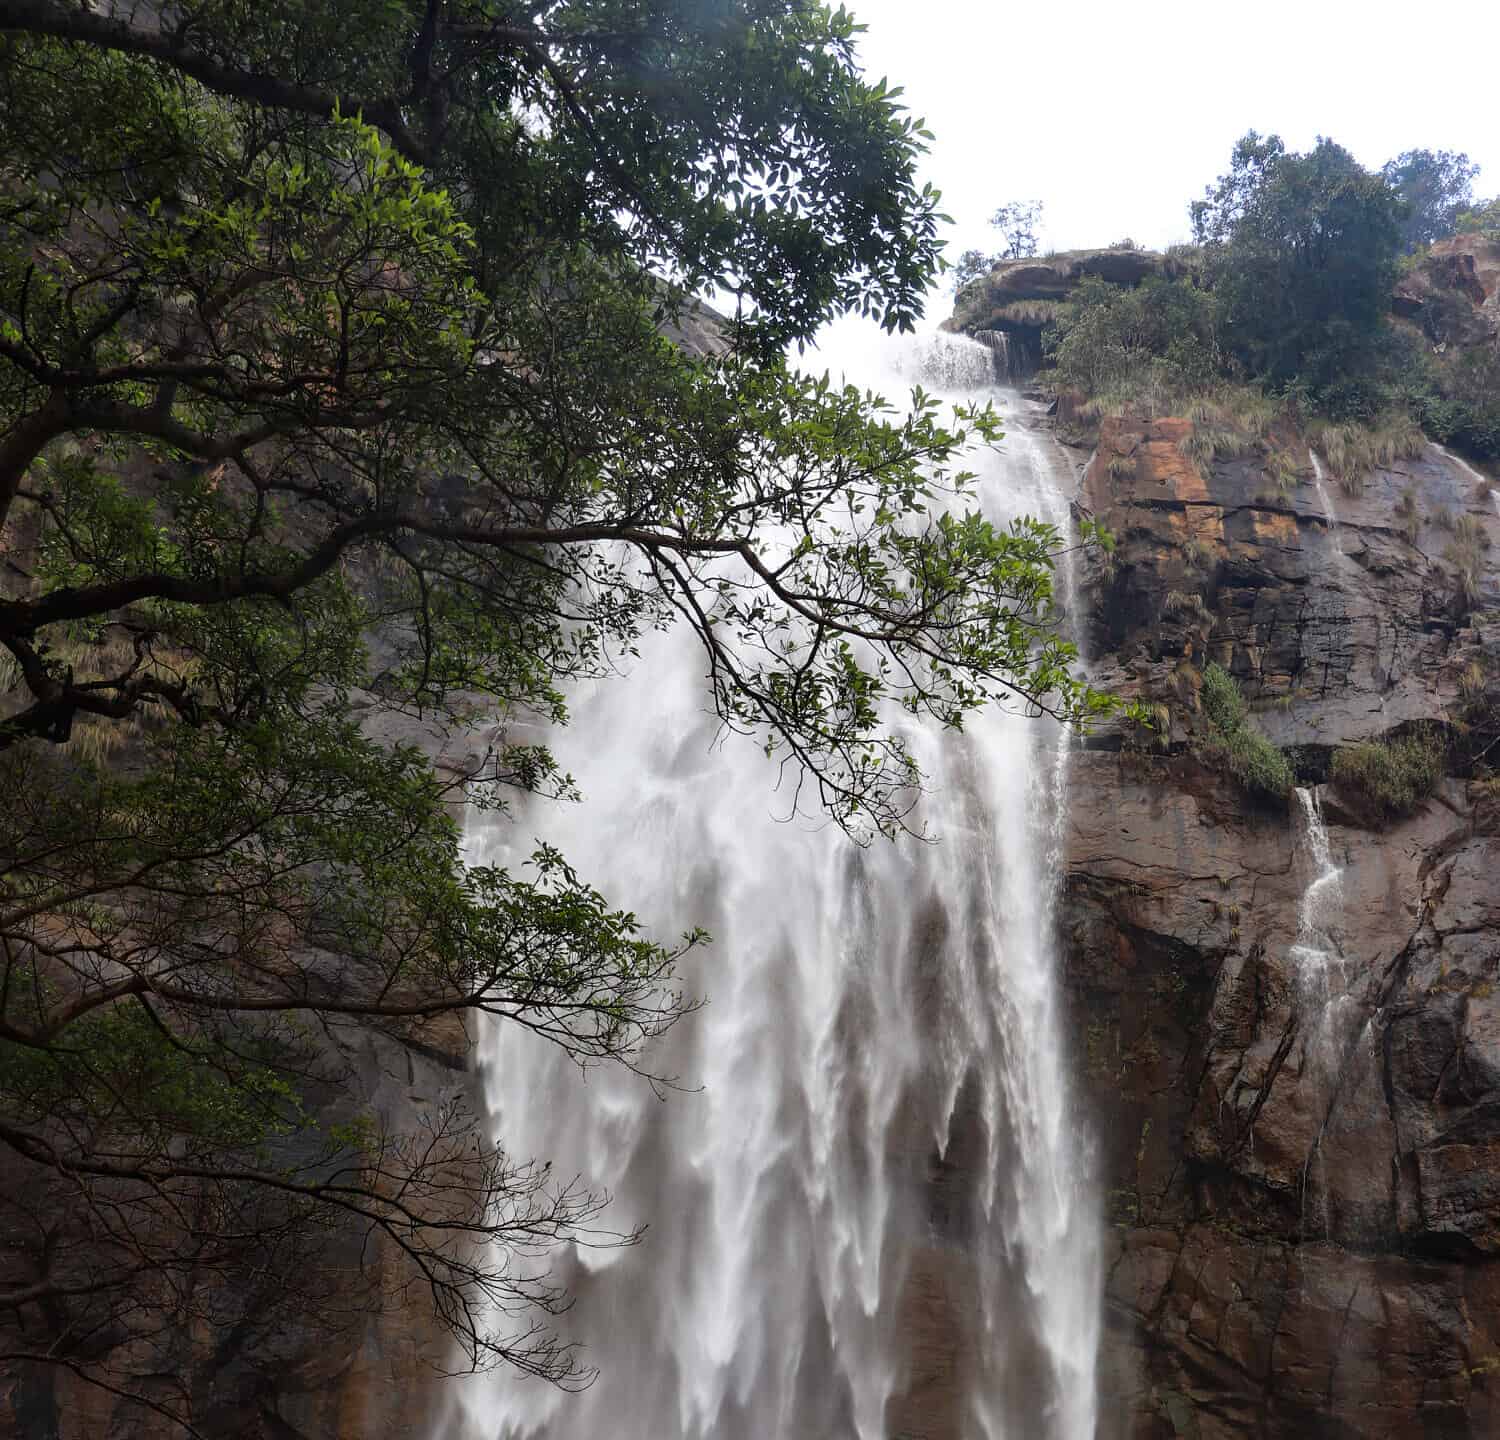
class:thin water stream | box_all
[448,326,1100,1440]
[1307,450,1352,572]
[1431,441,1499,520]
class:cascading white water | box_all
[1432,440,1492,491]
[1290,787,1362,1240]
[1307,450,1349,566]
[1289,786,1344,993]
[447,324,1099,1440]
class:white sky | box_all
[842,0,1500,281]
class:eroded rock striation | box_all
[1063,401,1500,1437]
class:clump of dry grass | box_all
[1176,388,1286,477]
[1395,488,1421,545]
[1447,513,1492,610]
[988,300,1064,328]
[1262,447,1302,498]
[1308,414,1427,495]
[1459,658,1487,707]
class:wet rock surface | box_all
[1065,423,1500,1437]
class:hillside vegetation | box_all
[959,137,1500,476]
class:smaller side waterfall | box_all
[1307,450,1349,564]
[1289,786,1344,993]
[970,328,1042,384]
[1432,440,1493,491]
[1431,441,1500,521]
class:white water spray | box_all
[1432,440,1492,491]
[1290,787,1361,1241]
[447,325,1100,1440]
[1289,786,1344,994]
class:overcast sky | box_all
[841,0,1500,280]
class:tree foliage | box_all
[948,200,1043,293]
[1381,148,1479,252]
[1045,274,1220,405]
[950,246,993,293]
[0,0,1105,1425]
[1193,133,1404,390]
[1457,195,1500,235]
[989,199,1044,260]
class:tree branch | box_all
[0,0,429,162]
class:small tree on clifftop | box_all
[1381,148,1480,252]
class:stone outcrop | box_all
[955,235,1500,391]
[1394,234,1500,348]
[947,248,1180,382]
[1061,405,1500,1437]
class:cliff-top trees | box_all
[0,1,1101,1428]
[1382,148,1479,253]
[1191,133,1404,393]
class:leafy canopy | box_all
[948,198,1044,292]
[1193,133,1405,390]
[0,0,1106,1423]
[1045,274,1220,408]
[1381,148,1479,252]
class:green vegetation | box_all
[1446,513,1493,611]
[1048,275,1220,409]
[1457,196,1500,234]
[989,199,1045,259]
[1381,149,1479,253]
[1403,342,1500,464]
[0,2,1113,1421]
[1199,663,1293,804]
[1307,413,1427,496]
[1193,134,1404,392]
[1330,730,1445,822]
[1031,133,1500,468]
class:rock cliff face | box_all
[1060,400,1500,1436]
[1395,234,1500,347]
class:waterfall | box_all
[1307,449,1348,564]
[1431,441,1499,520]
[1432,440,1492,491]
[446,326,1100,1440]
[1291,787,1364,1242]
[1289,786,1344,993]
[970,328,1041,385]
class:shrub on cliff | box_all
[0,4,1111,1425]
[1457,196,1500,235]
[1403,342,1500,463]
[1046,274,1220,406]
[1330,731,1445,822]
[1199,663,1292,804]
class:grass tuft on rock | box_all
[1199,663,1293,804]
[1330,730,1445,823]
